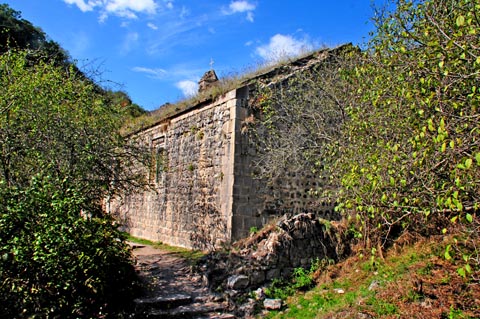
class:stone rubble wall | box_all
[201,213,345,290]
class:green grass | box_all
[263,244,435,319]
[125,234,205,263]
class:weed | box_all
[441,274,451,284]
[365,295,398,315]
[189,125,199,135]
[448,306,466,319]
[404,289,423,302]
[264,278,295,300]
[265,260,323,301]
[292,267,314,291]
[249,226,259,235]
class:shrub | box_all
[0,175,138,318]
[335,0,480,263]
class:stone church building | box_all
[111,45,347,249]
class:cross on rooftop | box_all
[210,58,214,70]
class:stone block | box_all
[266,268,281,281]
[250,270,266,285]
[263,298,282,310]
[227,275,249,290]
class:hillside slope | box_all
[263,236,480,319]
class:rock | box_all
[250,270,266,285]
[134,294,192,310]
[333,288,345,294]
[238,298,257,317]
[227,275,249,290]
[254,287,265,300]
[263,298,282,310]
[368,280,380,291]
[266,268,281,280]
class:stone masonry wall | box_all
[231,86,338,240]
[112,47,347,248]
[112,90,241,249]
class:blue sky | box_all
[4,1,380,111]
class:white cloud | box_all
[246,11,254,22]
[176,80,198,97]
[229,1,255,13]
[165,1,174,9]
[132,67,167,78]
[255,34,313,62]
[121,31,139,54]
[63,0,158,21]
[179,6,189,19]
[147,22,158,30]
[133,64,204,97]
[105,0,157,17]
[63,0,98,12]
[222,1,256,22]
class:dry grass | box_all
[265,236,480,319]
[120,46,333,136]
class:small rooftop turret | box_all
[198,69,219,93]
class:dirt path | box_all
[131,243,208,298]
[128,242,233,318]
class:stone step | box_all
[134,294,193,311]
[144,301,228,319]
[194,313,235,319]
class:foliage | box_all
[0,175,138,317]
[0,4,71,68]
[265,240,479,319]
[332,0,479,264]
[103,89,147,120]
[0,48,148,316]
[264,260,321,300]
[249,46,355,186]
[1,3,146,116]
[0,49,148,202]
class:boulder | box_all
[263,298,282,310]
[227,274,249,290]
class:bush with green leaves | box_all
[250,0,479,275]
[0,49,147,204]
[0,175,138,317]
[0,49,147,316]
[335,0,479,266]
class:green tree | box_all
[0,49,147,199]
[0,50,147,317]
[336,0,479,261]
[0,176,138,318]
[0,4,44,52]
[0,4,71,67]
